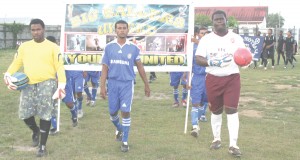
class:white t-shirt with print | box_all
[195,31,246,77]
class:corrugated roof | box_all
[195,6,268,22]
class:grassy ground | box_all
[0,49,300,160]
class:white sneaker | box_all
[190,126,200,138]
[90,101,95,107]
[264,67,267,70]
[272,66,275,69]
[258,64,263,68]
[78,110,83,118]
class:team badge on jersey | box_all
[127,53,132,59]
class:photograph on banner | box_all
[241,35,264,61]
[61,3,193,71]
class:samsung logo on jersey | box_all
[111,59,129,65]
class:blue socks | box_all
[76,96,83,110]
[70,105,77,119]
[92,88,97,101]
[84,85,91,99]
[191,107,199,126]
[122,117,131,143]
[173,89,179,102]
[51,116,57,129]
[110,115,122,132]
[198,103,208,117]
[182,88,188,100]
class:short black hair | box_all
[268,28,273,33]
[199,27,208,31]
[115,20,128,29]
[46,36,56,43]
[211,10,227,20]
[29,18,45,28]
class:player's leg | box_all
[206,74,224,150]
[270,51,275,68]
[170,72,180,107]
[119,80,134,152]
[199,90,208,122]
[90,71,101,106]
[84,74,92,106]
[49,100,58,135]
[181,72,188,107]
[108,79,122,140]
[223,74,242,157]
[292,54,297,62]
[35,79,57,157]
[262,50,268,70]
[277,50,281,65]
[19,84,40,147]
[63,78,78,127]
[282,52,286,64]
[190,74,202,137]
[74,75,84,118]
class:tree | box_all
[194,14,212,27]
[4,21,26,48]
[266,13,285,28]
[227,16,239,28]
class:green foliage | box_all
[267,13,285,28]
[1,50,300,159]
[195,14,212,27]
[227,16,239,28]
[3,22,26,48]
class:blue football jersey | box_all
[192,42,206,75]
[102,40,140,81]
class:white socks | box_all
[227,113,239,148]
[211,113,222,142]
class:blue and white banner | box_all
[241,35,264,61]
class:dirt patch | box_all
[149,93,170,100]
[239,96,259,103]
[240,110,263,118]
[13,146,36,152]
[284,107,294,112]
[274,84,293,90]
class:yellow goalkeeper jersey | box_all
[7,39,66,84]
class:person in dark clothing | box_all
[276,30,286,65]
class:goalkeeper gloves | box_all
[3,72,17,90]
[208,56,232,68]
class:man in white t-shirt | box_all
[195,10,246,157]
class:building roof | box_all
[195,6,268,23]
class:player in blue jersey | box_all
[190,26,209,137]
[100,20,150,152]
[84,71,101,107]
[49,70,85,134]
[169,72,188,107]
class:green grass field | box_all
[0,49,300,160]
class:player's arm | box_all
[135,61,150,97]
[196,56,209,66]
[100,64,108,99]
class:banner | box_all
[61,3,194,71]
[241,35,264,61]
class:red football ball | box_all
[234,48,253,67]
